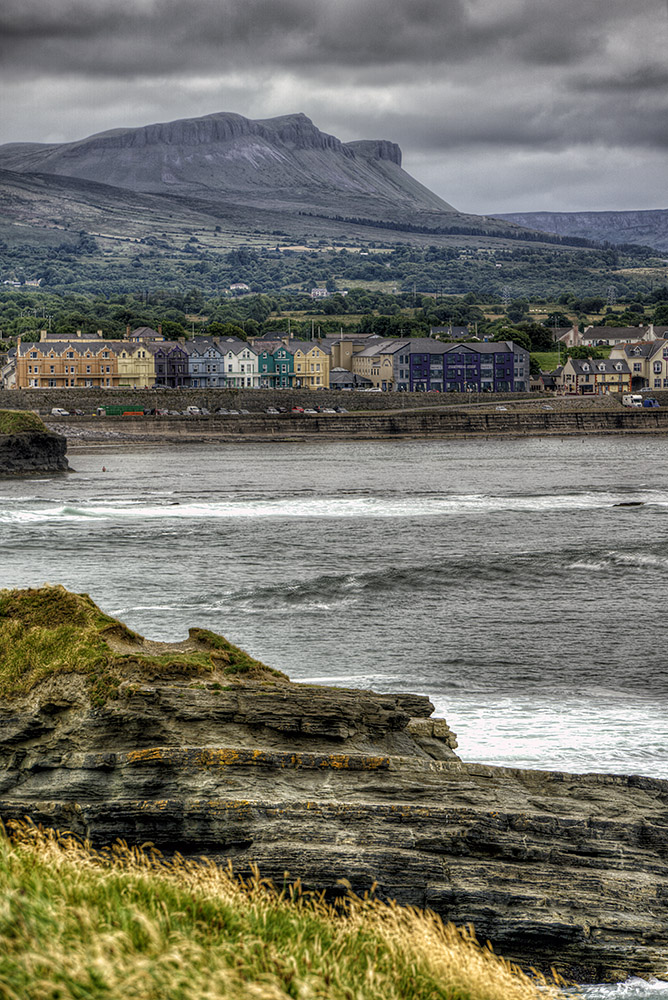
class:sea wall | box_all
[51,407,668,443]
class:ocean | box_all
[2,435,668,996]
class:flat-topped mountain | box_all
[2,585,668,983]
[0,111,455,220]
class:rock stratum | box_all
[0,410,68,474]
[1,586,667,983]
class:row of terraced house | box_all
[1,327,531,392]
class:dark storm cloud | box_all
[0,0,656,75]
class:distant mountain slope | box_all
[493,209,668,253]
[0,111,455,221]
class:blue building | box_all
[390,339,530,392]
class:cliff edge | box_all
[0,410,68,474]
[1,586,667,982]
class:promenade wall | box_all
[54,407,668,442]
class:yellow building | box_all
[351,340,402,390]
[16,338,120,389]
[558,356,631,394]
[116,342,156,388]
[289,341,330,390]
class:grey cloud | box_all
[0,0,659,78]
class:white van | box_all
[622,394,643,408]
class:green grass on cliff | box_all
[0,820,561,1000]
[0,409,46,434]
[0,585,284,703]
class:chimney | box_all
[76,329,81,338]
[126,324,131,339]
[40,330,47,342]
[158,324,163,336]
[97,329,103,338]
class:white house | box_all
[221,339,259,387]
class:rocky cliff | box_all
[1,586,667,983]
[0,410,68,474]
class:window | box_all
[654,362,662,374]
[50,366,55,373]
[634,363,642,371]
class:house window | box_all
[634,363,642,371]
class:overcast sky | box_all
[1,0,667,213]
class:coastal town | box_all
[4,321,668,398]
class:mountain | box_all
[0,111,575,252]
[493,209,668,253]
[0,112,456,222]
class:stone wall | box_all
[50,407,668,443]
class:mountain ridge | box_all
[494,208,668,253]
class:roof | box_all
[130,326,162,339]
[566,357,630,374]
[583,326,649,341]
[17,340,121,357]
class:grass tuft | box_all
[0,409,47,435]
[0,820,564,1000]
[0,585,285,704]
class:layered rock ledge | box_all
[1,587,667,983]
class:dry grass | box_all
[0,819,566,1000]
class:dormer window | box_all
[615,364,623,371]
[582,363,589,371]
[598,364,605,371]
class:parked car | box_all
[50,407,69,416]
[291,406,304,413]
[303,408,318,415]
[334,406,348,413]
[265,407,279,414]
[643,397,660,408]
